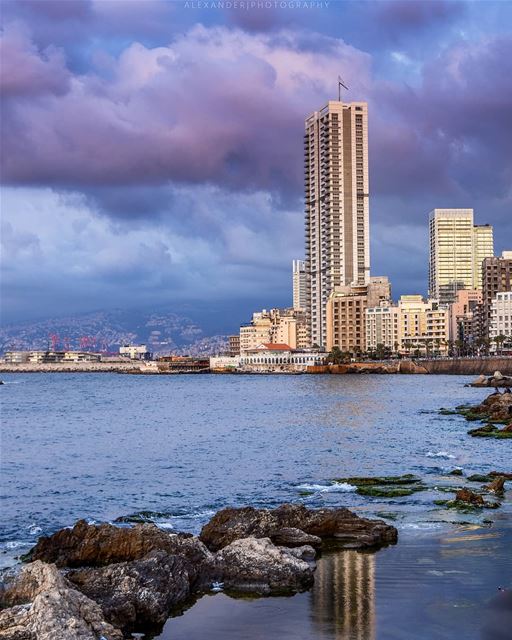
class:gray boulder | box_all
[215,537,315,595]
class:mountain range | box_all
[0,308,229,356]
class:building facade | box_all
[119,344,151,360]
[482,251,512,338]
[292,259,307,311]
[325,277,390,353]
[305,101,370,347]
[365,305,399,352]
[473,224,494,290]
[398,295,449,354]
[240,308,309,353]
[448,289,482,342]
[239,343,327,371]
[428,209,494,305]
[489,292,512,351]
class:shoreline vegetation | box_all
[1,356,512,376]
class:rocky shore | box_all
[0,505,397,639]
[445,388,512,438]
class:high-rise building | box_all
[428,209,494,304]
[292,260,307,311]
[481,251,512,338]
[305,101,370,347]
[473,225,494,290]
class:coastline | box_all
[2,356,512,375]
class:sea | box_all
[1,373,511,639]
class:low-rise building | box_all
[209,355,241,370]
[239,343,326,371]
[4,351,102,363]
[119,344,151,360]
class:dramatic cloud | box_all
[0,25,70,97]
[1,24,370,197]
[1,1,511,325]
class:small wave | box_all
[26,524,42,536]
[297,482,356,493]
[400,522,444,531]
[426,451,456,460]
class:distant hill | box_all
[0,309,228,356]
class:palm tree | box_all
[494,334,507,355]
[327,346,344,365]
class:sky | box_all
[1,0,512,332]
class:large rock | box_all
[472,392,512,422]
[200,504,397,552]
[455,488,485,506]
[215,537,314,595]
[67,550,190,631]
[0,561,122,640]
[26,520,212,580]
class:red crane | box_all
[49,334,60,351]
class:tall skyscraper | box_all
[473,224,494,290]
[292,259,307,311]
[305,101,370,347]
[428,209,494,305]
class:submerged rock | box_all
[484,476,506,494]
[199,504,397,552]
[355,485,425,498]
[333,474,420,486]
[0,561,122,640]
[215,537,314,595]
[456,488,485,506]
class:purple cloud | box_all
[0,25,71,97]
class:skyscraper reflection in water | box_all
[311,550,376,640]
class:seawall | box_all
[307,358,512,375]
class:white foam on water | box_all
[400,522,444,531]
[27,524,42,536]
[297,482,356,493]
[426,451,456,460]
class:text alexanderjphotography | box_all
[183,1,330,9]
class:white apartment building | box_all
[489,292,512,349]
[292,260,307,311]
[305,101,370,347]
[365,305,399,352]
[428,209,494,305]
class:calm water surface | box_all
[1,373,511,639]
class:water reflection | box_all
[311,551,375,640]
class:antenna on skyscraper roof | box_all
[338,75,349,100]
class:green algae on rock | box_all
[333,474,421,486]
[356,485,426,498]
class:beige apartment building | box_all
[325,277,390,353]
[398,295,449,354]
[239,308,309,353]
[428,209,494,305]
[305,101,370,348]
